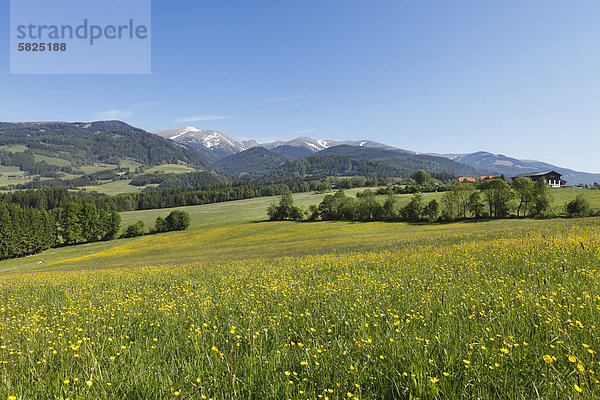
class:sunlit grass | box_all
[0,219,599,399]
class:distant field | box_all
[0,165,25,178]
[33,154,71,166]
[0,145,27,153]
[119,159,143,170]
[0,165,32,186]
[144,163,197,174]
[77,164,119,174]
[79,179,157,195]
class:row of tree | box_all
[0,176,387,215]
[0,201,120,260]
[0,203,56,260]
[0,202,192,261]
[58,202,121,245]
[440,178,551,220]
[268,178,596,223]
[122,210,191,238]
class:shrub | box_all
[165,210,191,231]
[565,194,591,218]
[268,193,306,221]
[153,216,168,233]
[122,220,145,238]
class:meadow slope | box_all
[0,193,599,399]
[0,218,598,398]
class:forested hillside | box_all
[215,147,288,177]
[270,145,314,160]
[316,145,478,176]
[257,146,477,182]
[261,155,409,181]
[0,121,209,170]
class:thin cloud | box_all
[263,93,314,103]
[174,115,232,123]
[94,109,134,120]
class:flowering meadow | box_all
[0,219,599,399]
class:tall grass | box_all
[0,221,599,399]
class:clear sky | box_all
[1,1,599,172]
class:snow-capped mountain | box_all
[152,127,600,184]
[152,127,400,159]
[153,127,246,160]
[248,137,398,152]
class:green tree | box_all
[307,204,321,221]
[81,203,101,242]
[382,195,398,221]
[356,190,383,221]
[267,193,305,221]
[565,194,591,218]
[441,190,460,220]
[101,210,121,241]
[423,199,440,222]
[318,191,356,221]
[467,191,485,219]
[512,177,535,217]
[166,210,191,230]
[452,182,475,218]
[479,178,514,218]
[531,180,551,217]
[122,220,145,238]
[153,216,168,233]
[401,193,424,222]
[315,183,330,194]
[414,170,431,185]
[59,202,84,245]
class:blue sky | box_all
[1,1,600,172]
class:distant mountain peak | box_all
[152,128,402,160]
[153,127,246,160]
[434,151,600,184]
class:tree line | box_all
[1,200,123,260]
[0,203,56,260]
[268,177,597,223]
[0,202,192,261]
[0,176,390,215]
[122,210,191,238]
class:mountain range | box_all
[152,126,600,184]
[0,121,597,188]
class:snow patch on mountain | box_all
[169,126,201,140]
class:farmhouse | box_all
[458,177,476,183]
[511,171,566,188]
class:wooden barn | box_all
[511,171,566,188]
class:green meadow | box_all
[0,191,599,399]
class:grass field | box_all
[1,188,599,272]
[32,154,72,167]
[0,165,34,186]
[0,145,27,153]
[0,193,600,399]
[77,164,119,174]
[79,179,158,195]
[144,164,198,174]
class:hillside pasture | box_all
[0,216,598,399]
